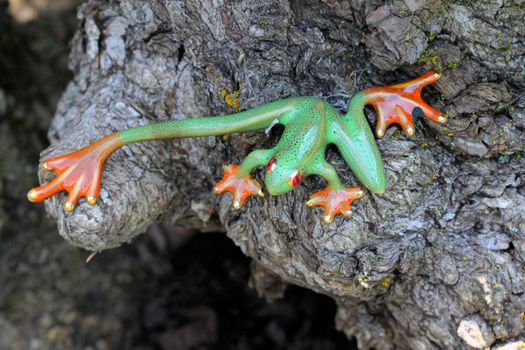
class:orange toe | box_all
[27,134,123,212]
[306,187,365,224]
[213,164,263,208]
[365,71,444,138]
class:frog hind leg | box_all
[27,134,124,212]
[364,71,445,138]
[304,160,365,224]
[213,149,275,209]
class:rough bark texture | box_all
[34,0,525,349]
[2,1,357,349]
[0,1,135,347]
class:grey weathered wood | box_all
[37,0,525,348]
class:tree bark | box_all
[37,0,525,348]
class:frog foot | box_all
[306,187,365,224]
[213,164,264,209]
[27,134,124,212]
[364,71,445,138]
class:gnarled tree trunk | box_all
[35,0,525,348]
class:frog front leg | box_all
[305,159,365,224]
[213,149,274,209]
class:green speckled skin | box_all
[120,93,385,195]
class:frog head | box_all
[264,157,303,195]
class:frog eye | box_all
[266,158,276,173]
[290,172,303,187]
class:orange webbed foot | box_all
[365,71,446,138]
[213,164,264,209]
[27,134,123,212]
[306,187,365,224]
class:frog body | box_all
[254,97,385,197]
